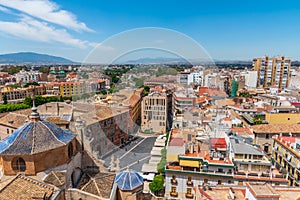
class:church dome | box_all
[0,120,76,155]
[114,168,143,191]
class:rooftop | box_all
[115,169,143,191]
[0,174,57,200]
[252,124,300,134]
[78,172,116,199]
[246,182,280,198]
[210,138,227,149]
[0,120,76,155]
[43,171,66,188]
[230,136,264,156]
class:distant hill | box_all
[0,52,74,64]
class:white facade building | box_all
[15,69,41,84]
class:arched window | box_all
[68,142,74,159]
[12,157,26,172]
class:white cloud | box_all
[0,16,90,48]
[0,0,92,32]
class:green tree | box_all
[100,89,107,95]
[149,175,164,196]
[39,67,50,74]
[253,115,263,125]
[24,82,40,88]
[24,95,60,107]
[157,147,167,174]
[139,85,150,96]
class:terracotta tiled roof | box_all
[95,105,129,121]
[231,127,253,135]
[211,138,227,149]
[169,138,184,146]
[0,174,57,200]
[127,94,141,107]
[222,117,232,121]
[0,113,28,128]
[43,171,66,187]
[78,173,115,199]
[45,116,69,125]
[252,124,300,134]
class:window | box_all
[187,176,193,186]
[171,175,177,184]
[204,179,208,184]
[12,157,26,172]
[266,134,270,139]
[186,187,193,198]
[170,186,178,197]
[264,146,269,153]
[68,142,74,159]
[218,180,222,185]
[288,118,290,120]
[7,128,9,134]
[110,127,114,135]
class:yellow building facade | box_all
[265,112,300,124]
[272,136,300,186]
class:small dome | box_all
[114,169,143,190]
[0,120,76,155]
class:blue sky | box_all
[0,0,299,62]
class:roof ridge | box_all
[52,171,64,185]
[80,174,92,191]
[93,178,102,197]
[31,122,36,154]
[40,121,66,145]
[0,122,32,154]
[0,174,20,192]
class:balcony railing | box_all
[186,193,194,199]
[187,181,193,186]
[170,192,178,197]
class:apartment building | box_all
[177,71,203,85]
[253,56,291,89]
[0,85,46,102]
[46,81,85,97]
[165,131,235,199]
[272,136,300,186]
[141,92,168,134]
[252,124,300,154]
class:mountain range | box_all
[0,52,73,64]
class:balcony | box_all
[187,180,193,186]
[170,192,178,197]
[186,193,194,199]
[171,179,178,185]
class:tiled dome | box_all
[0,120,76,155]
[114,168,143,191]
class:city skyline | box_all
[0,0,300,62]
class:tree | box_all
[139,85,150,96]
[24,82,40,88]
[100,89,107,95]
[2,94,7,104]
[149,175,164,196]
[253,115,263,125]
[39,67,50,74]
[157,147,167,173]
